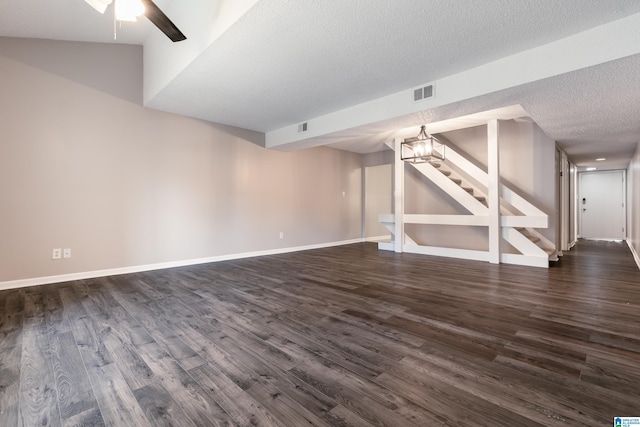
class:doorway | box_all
[579,170,626,240]
[364,164,392,241]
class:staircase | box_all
[379,136,557,268]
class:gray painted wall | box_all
[362,150,394,240]
[0,37,363,283]
[629,142,640,266]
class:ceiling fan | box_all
[85,0,186,42]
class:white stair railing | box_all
[379,139,556,268]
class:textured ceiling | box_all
[145,0,640,131]
[326,53,640,170]
[1,0,639,169]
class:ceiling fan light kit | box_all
[115,0,145,22]
[84,0,186,42]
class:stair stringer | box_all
[381,141,555,267]
[502,227,552,260]
[430,144,555,261]
[443,144,547,218]
[410,162,489,215]
[443,161,555,255]
[412,160,552,265]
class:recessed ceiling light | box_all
[586,167,597,171]
[595,158,606,161]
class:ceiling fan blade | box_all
[141,0,187,42]
[85,0,113,14]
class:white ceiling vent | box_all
[413,83,435,102]
[297,122,308,133]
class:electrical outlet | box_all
[63,248,71,259]
[52,248,62,260]
[279,232,284,239]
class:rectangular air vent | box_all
[413,83,435,102]
[298,122,308,133]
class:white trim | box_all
[366,235,391,242]
[379,213,395,223]
[627,240,640,271]
[0,238,363,291]
[560,149,570,251]
[378,241,394,251]
[384,213,547,228]
[500,215,548,228]
[412,161,488,215]
[522,227,556,250]
[405,214,489,226]
[578,170,627,240]
[404,243,489,262]
[394,138,404,253]
[429,130,547,219]
[394,242,550,268]
[502,228,549,257]
[501,186,548,218]
[500,253,549,268]
[487,119,501,264]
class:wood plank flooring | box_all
[1,239,640,426]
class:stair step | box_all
[475,196,486,202]
[528,236,541,243]
[462,187,473,193]
[440,170,452,176]
[544,248,555,255]
[430,162,442,168]
[450,178,462,185]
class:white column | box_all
[487,119,501,264]
[394,138,404,253]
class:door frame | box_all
[578,169,627,240]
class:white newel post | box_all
[488,119,501,264]
[394,138,404,253]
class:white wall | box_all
[0,37,362,284]
[628,142,640,267]
[569,160,578,246]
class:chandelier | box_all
[400,125,445,163]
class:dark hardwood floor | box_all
[2,240,640,426]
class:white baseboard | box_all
[627,240,640,271]
[0,238,364,291]
[404,243,490,263]
[365,234,391,243]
